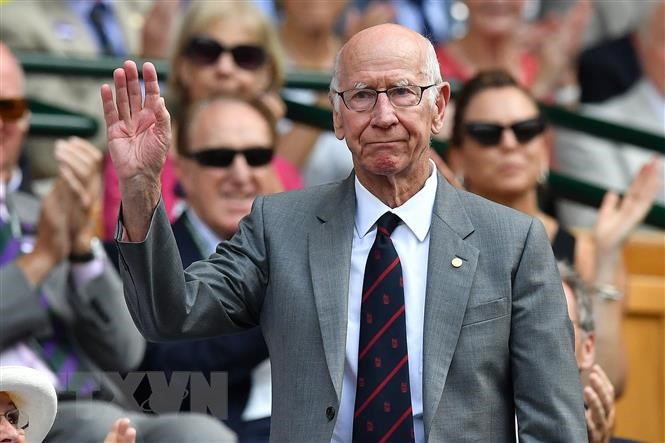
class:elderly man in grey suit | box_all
[103,24,587,442]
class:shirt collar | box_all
[185,207,224,257]
[354,160,437,242]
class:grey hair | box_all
[558,261,595,334]
[329,35,443,113]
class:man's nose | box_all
[229,154,253,183]
[370,92,398,128]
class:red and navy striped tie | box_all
[353,212,414,443]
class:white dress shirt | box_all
[332,163,437,443]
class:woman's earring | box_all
[538,167,549,185]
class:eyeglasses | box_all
[1,408,29,432]
[185,147,274,168]
[0,98,28,122]
[464,117,546,146]
[335,84,437,112]
[184,37,267,71]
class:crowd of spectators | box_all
[0,0,662,442]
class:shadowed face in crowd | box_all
[465,0,527,37]
[332,24,448,188]
[0,392,25,443]
[451,85,547,202]
[0,43,28,183]
[177,100,274,240]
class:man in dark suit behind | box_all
[102,24,587,442]
[139,97,281,442]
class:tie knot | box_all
[376,212,401,237]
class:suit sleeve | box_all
[68,257,146,372]
[511,218,588,441]
[117,198,268,342]
[0,264,51,349]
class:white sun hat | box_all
[0,366,58,443]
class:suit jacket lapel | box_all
[309,175,356,401]
[423,176,479,437]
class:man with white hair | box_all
[104,24,586,441]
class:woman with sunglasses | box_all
[447,69,662,397]
[101,1,301,240]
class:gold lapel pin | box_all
[451,257,463,268]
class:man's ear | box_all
[331,95,345,140]
[431,82,451,135]
[579,332,596,371]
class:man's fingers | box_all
[142,62,161,106]
[121,427,136,443]
[584,385,607,425]
[125,60,143,117]
[101,84,119,128]
[59,163,91,209]
[54,139,101,187]
[597,191,619,221]
[589,366,615,412]
[113,67,131,123]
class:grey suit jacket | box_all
[0,190,144,377]
[117,173,587,442]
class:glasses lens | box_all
[185,37,224,65]
[343,89,377,112]
[243,148,274,166]
[0,98,28,121]
[511,118,546,143]
[189,148,273,168]
[465,123,503,146]
[387,86,421,107]
[190,149,235,167]
[230,45,266,70]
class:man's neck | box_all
[356,160,432,208]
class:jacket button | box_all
[326,406,336,421]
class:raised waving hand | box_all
[101,61,171,240]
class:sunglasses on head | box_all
[185,147,274,168]
[0,98,28,122]
[464,117,546,146]
[184,36,267,70]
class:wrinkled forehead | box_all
[338,34,428,88]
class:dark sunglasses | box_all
[0,98,28,122]
[185,147,274,168]
[464,117,546,146]
[184,37,267,70]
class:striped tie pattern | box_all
[353,212,414,443]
